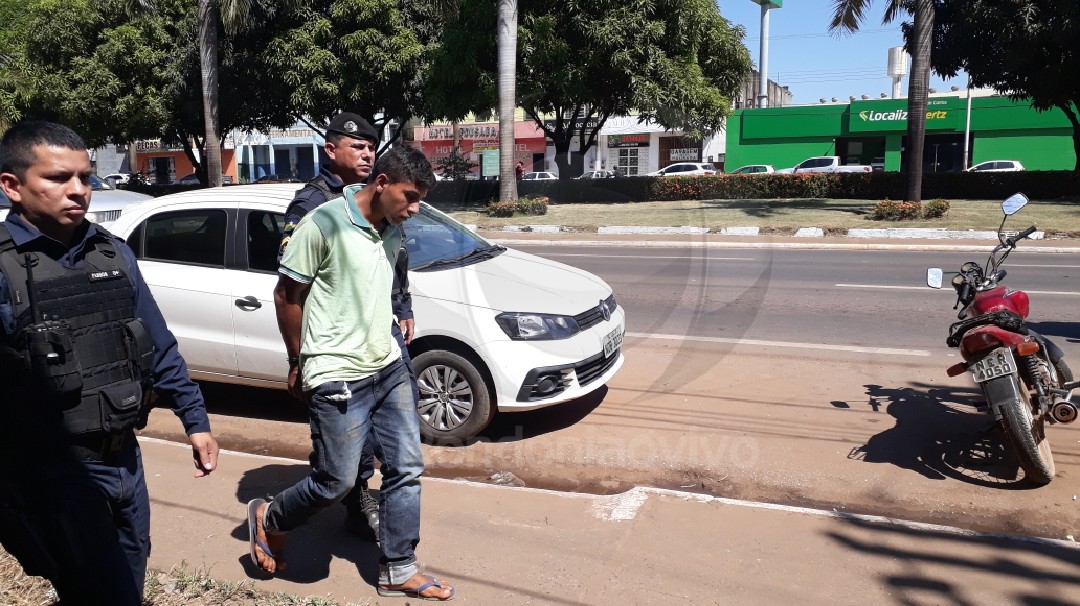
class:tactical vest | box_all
[0,225,155,451]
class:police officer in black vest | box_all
[0,121,219,604]
[277,112,417,542]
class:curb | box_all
[486,238,1080,253]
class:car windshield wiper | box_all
[413,245,505,270]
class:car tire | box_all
[412,350,493,444]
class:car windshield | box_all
[403,203,503,271]
[90,174,113,191]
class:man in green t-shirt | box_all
[247,147,454,601]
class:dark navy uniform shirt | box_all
[280,165,413,320]
[0,214,211,435]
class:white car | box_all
[522,171,558,180]
[104,172,131,185]
[108,185,625,442]
[728,164,774,175]
[647,162,717,177]
[0,175,152,226]
[967,160,1025,172]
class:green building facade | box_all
[725,95,1076,173]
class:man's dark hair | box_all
[0,121,87,179]
[373,146,436,191]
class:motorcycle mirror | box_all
[926,268,943,289]
[1002,193,1029,216]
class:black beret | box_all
[326,113,379,144]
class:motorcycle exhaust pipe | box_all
[1050,400,1078,424]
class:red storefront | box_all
[411,121,547,176]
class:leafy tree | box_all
[434,146,477,179]
[931,0,1080,171]
[2,0,295,178]
[261,0,448,153]
[830,0,935,203]
[426,0,752,179]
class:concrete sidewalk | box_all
[142,437,1079,605]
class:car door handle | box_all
[234,296,262,310]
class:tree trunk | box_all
[496,0,517,203]
[1058,102,1080,172]
[198,0,223,188]
[904,0,933,203]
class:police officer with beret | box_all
[0,120,219,604]
[278,112,417,542]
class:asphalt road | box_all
[141,244,1080,541]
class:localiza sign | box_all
[848,98,957,132]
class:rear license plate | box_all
[603,327,623,358]
[970,347,1016,383]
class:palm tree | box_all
[830,0,934,203]
[128,0,277,187]
[497,0,518,203]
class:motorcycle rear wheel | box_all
[999,377,1055,485]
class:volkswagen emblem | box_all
[599,299,611,321]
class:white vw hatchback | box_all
[108,185,624,442]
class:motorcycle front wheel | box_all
[995,375,1056,485]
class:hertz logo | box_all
[860,109,949,122]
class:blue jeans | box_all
[343,323,417,513]
[0,440,149,605]
[265,357,425,583]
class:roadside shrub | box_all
[871,199,922,220]
[487,199,515,217]
[516,195,549,215]
[923,198,950,218]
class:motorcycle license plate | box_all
[970,347,1016,383]
[603,327,623,358]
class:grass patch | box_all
[438,198,1080,234]
[0,548,374,606]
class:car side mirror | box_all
[1002,193,1029,216]
[926,268,943,289]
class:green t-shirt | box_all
[279,185,402,391]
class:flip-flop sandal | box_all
[377,575,456,601]
[247,498,276,569]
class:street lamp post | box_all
[750,0,783,109]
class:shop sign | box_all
[849,98,957,132]
[669,148,699,162]
[134,139,184,153]
[481,150,499,177]
[609,134,650,148]
[542,116,602,131]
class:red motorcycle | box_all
[927,193,1078,485]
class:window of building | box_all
[617,148,640,176]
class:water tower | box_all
[750,0,783,108]
[887,46,909,99]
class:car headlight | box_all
[495,312,580,340]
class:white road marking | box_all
[836,283,1080,296]
[141,438,1079,548]
[1008,264,1080,268]
[590,489,650,521]
[537,253,753,261]
[625,332,931,357]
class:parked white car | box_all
[647,162,717,176]
[0,175,152,226]
[107,185,625,442]
[791,156,871,174]
[729,164,774,175]
[522,171,558,180]
[104,172,131,185]
[967,160,1025,172]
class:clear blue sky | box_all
[718,1,965,106]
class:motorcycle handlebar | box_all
[1006,225,1038,247]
